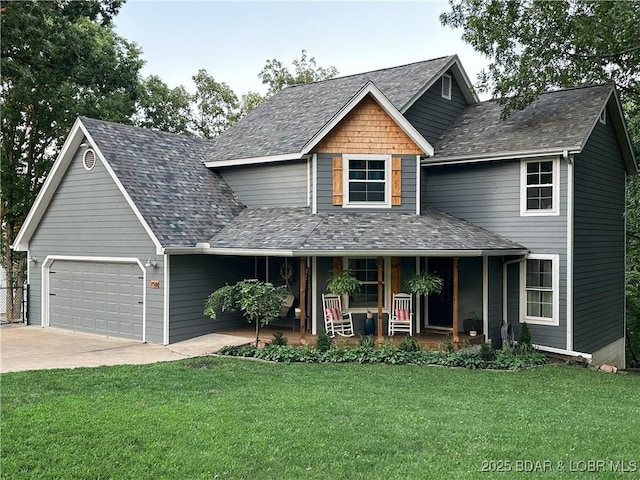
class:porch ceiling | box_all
[206,207,527,256]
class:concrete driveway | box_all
[0,324,250,373]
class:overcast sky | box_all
[114,1,490,96]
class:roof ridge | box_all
[79,116,215,146]
[284,55,454,90]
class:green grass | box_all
[1,359,639,479]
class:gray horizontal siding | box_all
[316,153,417,213]
[424,159,568,349]
[573,119,626,352]
[487,257,503,348]
[169,254,255,343]
[28,144,164,342]
[220,160,308,207]
[404,70,468,145]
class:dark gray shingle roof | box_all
[80,117,244,247]
[209,207,526,253]
[434,84,613,161]
[204,56,454,162]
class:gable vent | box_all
[83,149,96,170]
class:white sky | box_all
[114,0,491,97]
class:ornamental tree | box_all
[204,279,288,347]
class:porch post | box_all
[377,256,384,344]
[299,257,307,345]
[453,256,460,343]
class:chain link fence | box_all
[0,286,27,324]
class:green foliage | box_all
[191,69,240,138]
[440,335,455,353]
[219,340,547,370]
[271,331,288,346]
[1,0,143,290]
[519,322,532,346]
[325,269,362,297]
[258,49,338,98]
[204,279,288,347]
[357,335,375,349]
[479,342,496,361]
[404,271,444,296]
[399,335,421,352]
[135,75,193,135]
[315,329,333,353]
[440,0,640,118]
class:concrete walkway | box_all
[0,324,250,373]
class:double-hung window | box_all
[520,158,559,216]
[521,254,559,325]
[343,154,391,207]
[346,258,386,309]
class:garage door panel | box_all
[49,260,143,340]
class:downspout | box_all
[565,150,574,352]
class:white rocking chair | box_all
[388,293,413,336]
[322,294,355,337]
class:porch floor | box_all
[221,325,485,350]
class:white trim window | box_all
[345,257,388,310]
[520,157,559,216]
[343,154,391,208]
[520,254,559,326]
[442,74,452,100]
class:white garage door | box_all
[49,260,144,340]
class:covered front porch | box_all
[194,207,528,348]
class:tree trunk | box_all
[255,319,261,348]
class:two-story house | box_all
[13,55,636,367]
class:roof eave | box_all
[204,152,309,168]
[164,247,528,257]
[424,147,582,166]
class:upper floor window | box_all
[520,158,559,216]
[343,154,391,207]
[520,254,559,325]
[442,74,452,100]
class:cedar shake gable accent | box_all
[315,95,423,155]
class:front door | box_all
[427,257,453,327]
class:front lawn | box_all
[1,360,639,479]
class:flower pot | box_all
[364,315,375,335]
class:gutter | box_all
[423,148,582,167]
[163,246,529,258]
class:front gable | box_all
[13,119,162,253]
[314,95,424,155]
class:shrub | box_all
[399,335,421,352]
[479,342,495,361]
[520,322,532,345]
[271,331,288,346]
[315,329,333,353]
[357,335,375,349]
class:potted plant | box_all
[464,310,480,336]
[404,271,443,297]
[326,269,362,298]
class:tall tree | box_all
[191,69,239,139]
[258,49,338,98]
[1,0,143,314]
[441,0,640,117]
[135,75,192,135]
